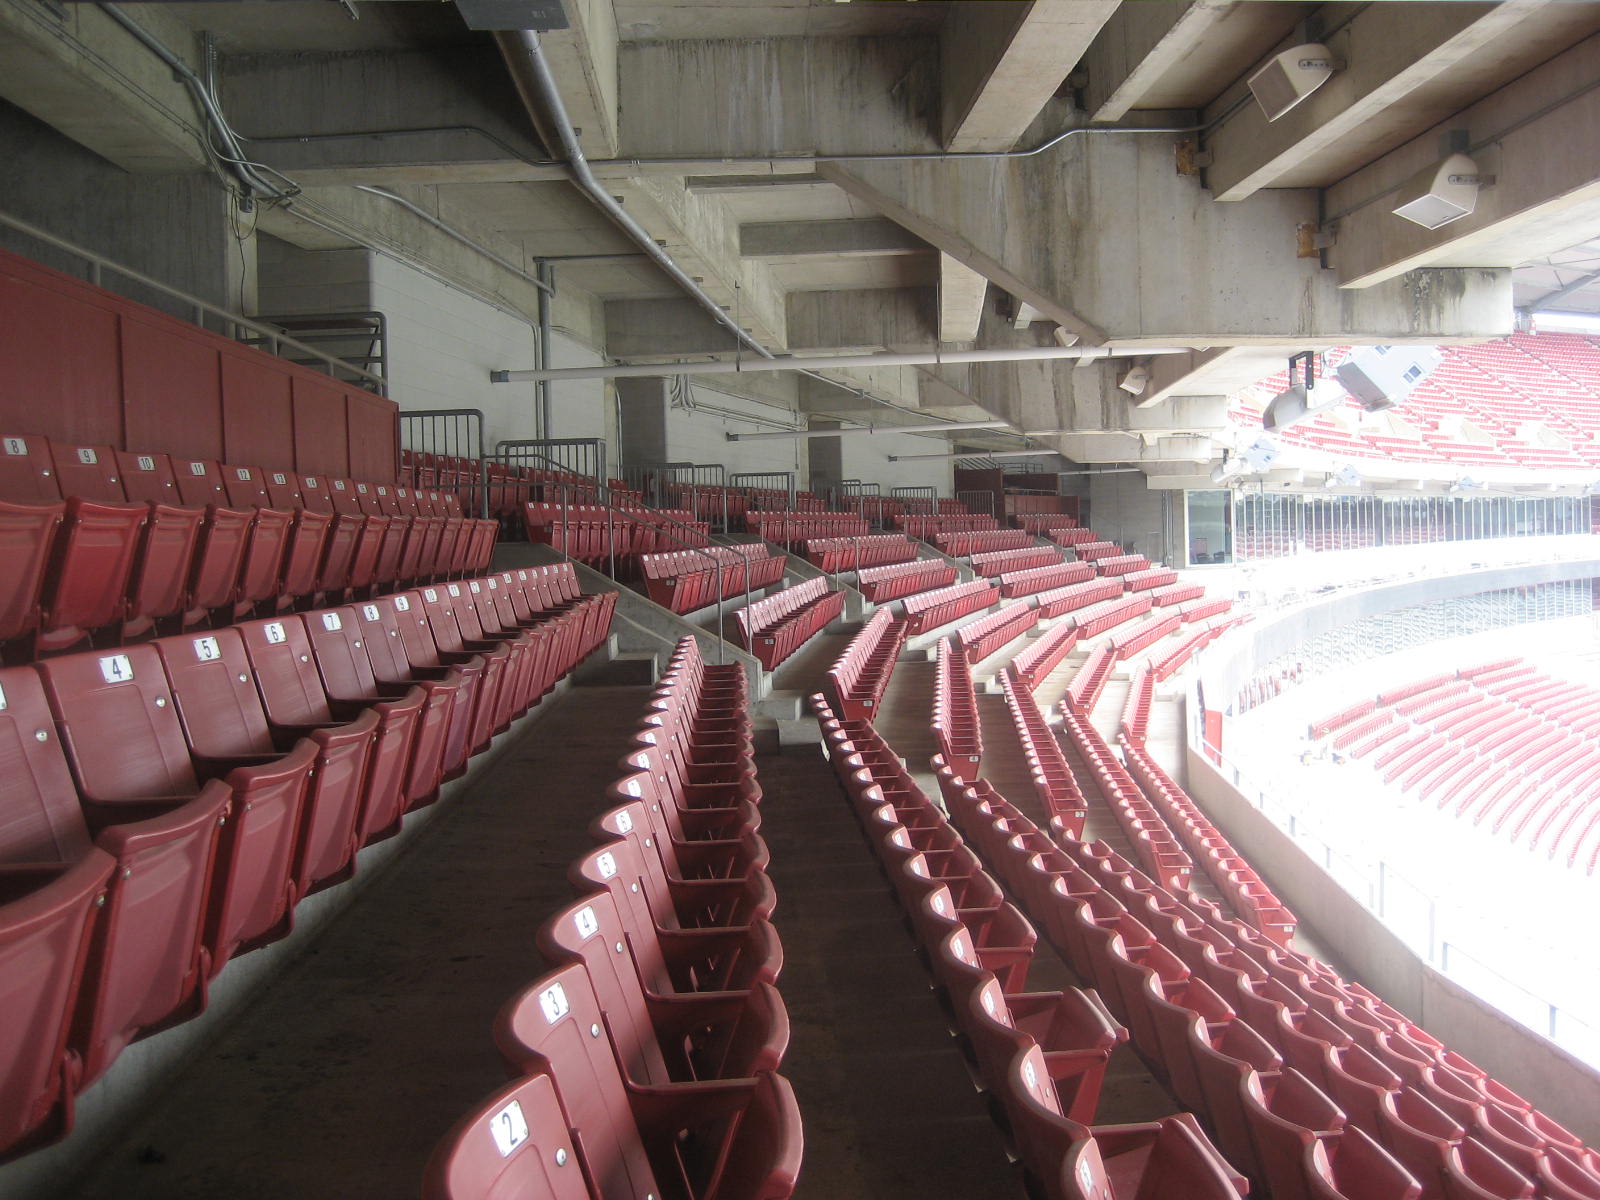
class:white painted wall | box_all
[662,382,809,485]
[841,429,954,495]
[1089,471,1172,562]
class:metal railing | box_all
[730,471,796,511]
[0,207,388,390]
[497,437,608,494]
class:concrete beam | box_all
[941,0,1120,152]
[939,253,988,344]
[740,218,924,259]
[0,2,208,173]
[616,36,940,159]
[607,174,789,349]
[1329,32,1600,290]
[1083,1,1308,122]
[603,297,747,358]
[1207,1,1600,201]
[822,128,1511,345]
[535,0,620,159]
[786,287,936,353]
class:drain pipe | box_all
[493,343,1192,384]
[536,260,554,438]
[495,31,772,362]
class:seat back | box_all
[0,666,94,862]
[0,500,65,643]
[262,470,305,510]
[388,591,447,671]
[171,458,228,508]
[420,1071,590,1200]
[235,616,338,726]
[48,443,126,503]
[220,464,271,510]
[37,645,200,802]
[303,607,383,702]
[0,433,63,501]
[152,629,277,758]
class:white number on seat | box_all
[76,447,98,464]
[263,622,287,644]
[574,906,599,939]
[538,982,570,1024]
[99,654,134,683]
[189,462,207,475]
[322,612,342,631]
[193,636,221,661]
[3,437,27,455]
[489,1100,529,1158]
[138,456,157,471]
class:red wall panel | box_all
[221,351,294,471]
[292,376,350,478]
[121,314,224,461]
[345,389,398,483]
[0,256,124,445]
[0,247,399,481]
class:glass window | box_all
[1185,491,1233,565]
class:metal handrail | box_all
[0,207,388,390]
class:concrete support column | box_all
[615,376,670,473]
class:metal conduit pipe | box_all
[495,31,773,361]
[493,344,1192,384]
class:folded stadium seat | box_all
[218,464,293,617]
[426,490,471,579]
[0,664,228,1138]
[1188,1020,1281,1186]
[300,607,429,844]
[0,499,64,657]
[261,471,331,604]
[324,478,387,595]
[1007,1042,1245,1200]
[1241,1066,1347,1200]
[498,936,787,1091]
[449,579,539,723]
[539,887,781,1010]
[356,482,410,590]
[229,618,382,894]
[342,597,459,811]
[298,476,364,597]
[51,442,204,640]
[581,802,775,931]
[593,788,769,902]
[468,576,574,712]
[613,755,764,861]
[424,1049,801,1200]
[416,584,513,749]
[1307,1124,1423,1200]
[36,645,309,982]
[167,457,255,625]
[379,590,488,779]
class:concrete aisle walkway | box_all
[61,683,654,1200]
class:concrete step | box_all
[574,649,658,687]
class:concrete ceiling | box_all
[3,0,1599,465]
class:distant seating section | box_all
[747,510,869,547]
[0,431,495,659]
[955,600,1040,663]
[426,638,801,1200]
[803,533,917,572]
[0,563,614,1161]
[734,576,844,670]
[1035,578,1126,619]
[1311,658,1600,873]
[521,501,710,568]
[638,545,785,614]
[933,528,1033,556]
[823,608,905,721]
[854,559,956,603]
[933,637,983,780]
[1000,561,1095,599]
[895,513,999,537]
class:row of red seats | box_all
[933,638,984,781]
[943,769,1599,1200]
[521,502,710,568]
[1121,666,1155,744]
[1074,594,1155,641]
[1110,611,1184,661]
[802,533,917,572]
[638,546,786,615]
[1150,623,1229,682]
[733,577,844,671]
[1097,553,1153,578]
[0,564,614,1162]
[814,701,1232,1200]
[1,432,494,658]
[1058,699,1195,893]
[1064,645,1117,714]
[970,545,1064,578]
[1072,540,1122,561]
[746,511,868,547]
[853,558,957,604]
[1012,621,1081,690]
[902,580,1000,635]
[997,668,1088,836]
[1121,738,1300,949]
[956,600,1041,663]
[1000,560,1095,599]
[932,528,1033,556]
[895,514,999,537]
[1036,577,1126,620]
[1178,597,1234,623]
[1123,566,1182,593]
[1049,528,1101,547]
[822,607,906,722]
[425,638,802,1200]
[1151,582,1207,607]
